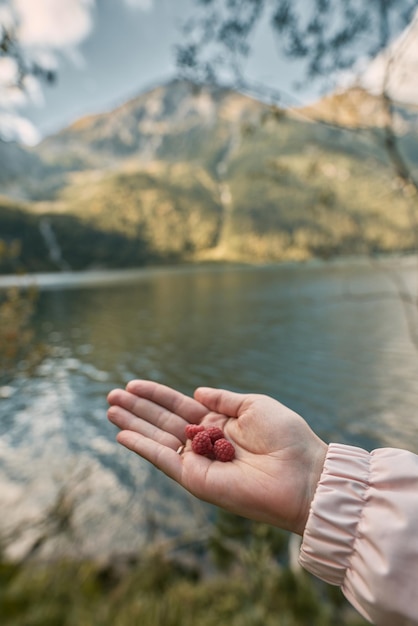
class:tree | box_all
[177,0,418,89]
[177,0,418,188]
[0,0,101,144]
[0,6,56,144]
[0,19,56,85]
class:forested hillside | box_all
[1,79,417,273]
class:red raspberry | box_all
[185,424,205,440]
[191,431,213,458]
[213,438,235,462]
[205,426,224,443]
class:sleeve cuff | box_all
[298,442,371,585]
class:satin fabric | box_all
[299,443,418,625]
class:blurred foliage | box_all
[177,1,417,93]
[0,239,45,385]
[0,510,368,626]
[178,1,418,193]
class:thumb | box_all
[194,387,246,417]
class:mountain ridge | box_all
[1,79,417,272]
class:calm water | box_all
[1,259,418,558]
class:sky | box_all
[21,0,200,136]
[1,0,418,145]
[0,0,322,144]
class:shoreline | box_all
[0,252,416,291]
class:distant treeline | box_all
[0,200,160,273]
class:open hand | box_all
[107,380,327,535]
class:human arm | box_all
[107,380,418,625]
[300,443,418,625]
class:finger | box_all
[108,389,187,441]
[116,430,183,484]
[125,380,209,424]
[194,387,247,417]
[108,405,182,450]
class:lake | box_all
[1,257,418,559]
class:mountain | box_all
[0,79,417,273]
[0,140,52,200]
[298,86,418,134]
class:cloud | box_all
[0,111,41,145]
[13,0,94,49]
[0,0,154,143]
[0,57,19,88]
[0,0,95,142]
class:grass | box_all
[0,513,369,626]
[0,551,367,626]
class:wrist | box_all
[296,438,328,536]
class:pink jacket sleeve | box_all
[299,443,418,625]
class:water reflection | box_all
[1,259,418,558]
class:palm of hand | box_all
[107,382,326,536]
[181,397,317,534]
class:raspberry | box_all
[213,438,235,462]
[185,424,205,440]
[205,426,224,443]
[191,431,213,458]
